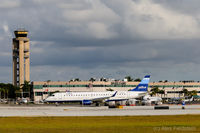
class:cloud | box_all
[27,0,200,46]
[103,0,200,40]
[0,0,20,8]
[59,0,120,40]
[1,0,200,82]
[3,24,9,33]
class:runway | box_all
[0,105,200,116]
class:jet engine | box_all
[82,100,92,105]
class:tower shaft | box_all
[12,30,30,87]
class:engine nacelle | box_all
[82,100,92,105]
[108,101,116,108]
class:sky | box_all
[1,0,200,83]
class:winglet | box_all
[111,91,117,97]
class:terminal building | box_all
[32,80,200,102]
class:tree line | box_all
[150,86,198,97]
[0,83,19,99]
[0,81,32,100]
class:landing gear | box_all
[95,102,100,106]
[108,101,116,108]
[55,102,59,106]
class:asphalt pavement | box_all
[0,104,200,116]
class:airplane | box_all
[168,96,193,104]
[142,95,162,105]
[44,75,150,106]
[184,96,193,102]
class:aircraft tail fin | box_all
[130,75,150,92]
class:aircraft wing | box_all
[89,91,117,102]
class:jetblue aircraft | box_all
[44,75,150,105]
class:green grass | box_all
[0,115,200,133]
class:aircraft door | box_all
[59,93,62,99]
[127,92,130,99]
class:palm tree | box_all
[2,88,6,100]
[134,78,141,82]
[89,78,96,82]
[0,88,2,99]
[6,89,9,99]
[74,78,80,81]
[190,90,197,97]
[0,83,18,99]
[158,90,165,98]
[125,76,133,82]
[182,88,189,96]
[106,88,114,91]
[150,86,160,96]
[22,81,31,98]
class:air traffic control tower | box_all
[12,30,30,87]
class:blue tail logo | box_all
[130,75,150,92]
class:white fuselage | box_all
[143,97,162,102]
[45,91,146,102]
